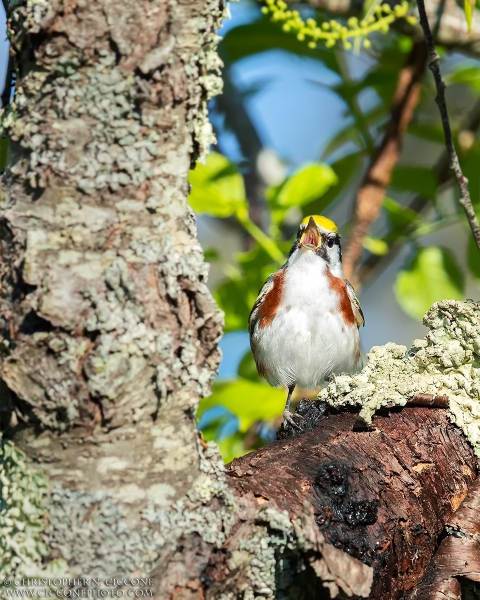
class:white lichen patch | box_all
[8,51,160,193]
[321,300,480,454]
[0,438,66,582]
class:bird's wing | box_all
[248,274,275,335]
[345,279,365,328]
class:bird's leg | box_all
[328,373,337,384]
[282,384,304,429]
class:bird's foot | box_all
[283,409,305,430]
[328,373,337,384]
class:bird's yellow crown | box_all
[301,215,339,233]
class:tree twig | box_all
[342,39,428,287]
[408,393,449,407]
[416,0,480,252]
[357,98,480,288]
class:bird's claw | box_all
[283,409,305,430]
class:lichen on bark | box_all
[0,0,229,588]
[322,300,480,454]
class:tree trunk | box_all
[0,0,228,593]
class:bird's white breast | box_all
[252,251,361,390]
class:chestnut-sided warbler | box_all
[248,215,365,427]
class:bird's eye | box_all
[327,237,335,248]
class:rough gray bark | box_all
[0,0,228,592]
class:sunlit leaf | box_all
[464,0,474,32]
[198,379,285,432]
[217,432,251,463]
[363,236,389,255]
[394,246,465,321]
[303,152,364,216]
[189,152,247,217]
[269,163,338,211]
[390,166,438,199]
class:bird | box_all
[248,215,365,428]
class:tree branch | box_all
[416,0,480,252]
[357,98,480,288]
[342,39,427,286]
[226,405,478,599]
[408,477,480,599]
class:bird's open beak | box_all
[300,217,321,250]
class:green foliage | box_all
[189,152,247,217]
[190,151,338,460]
[394,247,465,321]
[363,236,389,255]
[383,196,421,238]
[390,166,438,199]
[267,163,338,227]
[260,0,415,50]
[214,245,279,332]
[190,7,480,462]
[199,379,285,432]
[269,163,338,208]
[464,0,475,32]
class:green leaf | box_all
[394,247,465,321]
[390,166,438,199]
[363,236,389,255]
[464,0,474,32]
[198,379,285,432]
[279,164,338,207]
[204,247,220,261]
[267,163,338,211]
[188,152,247,217]
[214,245,278,333]
[217,432,251,464]
[303,152,364,216]
[448,64,480,91]
[238,350,262,382]
[383,197,421,239]
[467,235,480,282]
[408,123,445,144]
